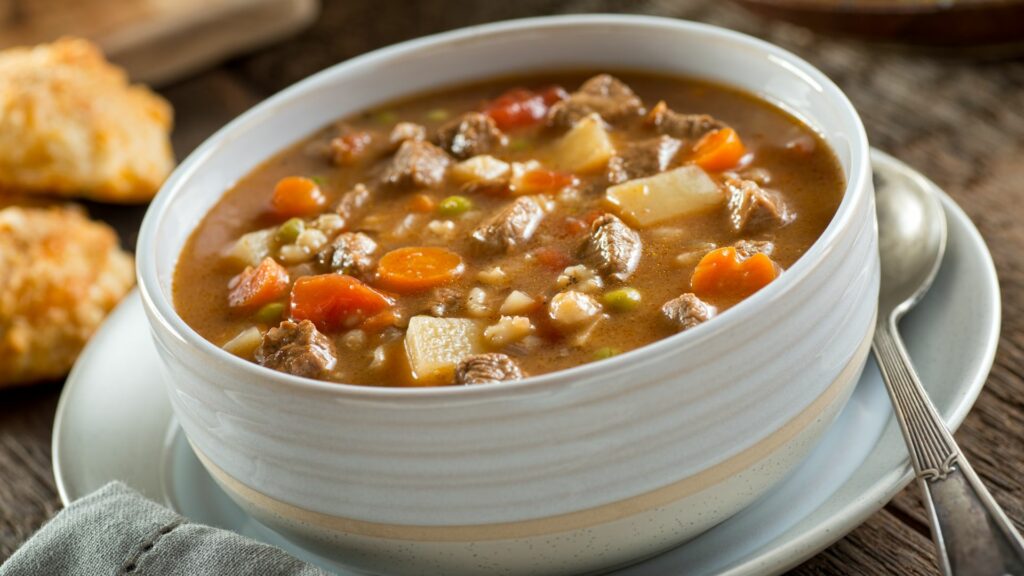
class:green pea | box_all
[373,110,399,125]
[276,217,305,243]
[310,175,325,185]
[593,347,620,361]
[508,137,531,152]
[602,287,642,312]
[425,108,450,122]
[256,302,286,324]
[437,195,473,217]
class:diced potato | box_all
[499,290,536,315]
[451,155,511,183]
[222,327,263,358]
[549,113,616,173]
[605,165,723,227]
[404,316,483,382]
[224,228,275,268]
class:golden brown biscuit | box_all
[0,37,174,203]
[0,204,134,387]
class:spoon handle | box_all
[873,319,1024,576]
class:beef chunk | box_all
[724,174,793,235]
[607,135,682,183]
[646,101,726,141]
[381,140,450,189]
[389,122,426,147]
[455,353,524,385]
[471,196,545,253]
[428,285,462,317]
[548,74,644,127]
[434,112,507,159]
[733,239,775,258]
[661,293,714,332]
[255,320,337,378]
[579,213,642,282]
[316,232,377,276]
[335,183,371,223]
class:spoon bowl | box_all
[875,166,948,320]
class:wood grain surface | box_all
[3,0,1024,573]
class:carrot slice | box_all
[271,176,327,218]
[360,309,398,333]
[690,247,778,300]
[290,274,392,332]
[514,168,577,195]
[692,128,746,172]
[409,193,436,213]
[376,246,464,293]
[533,247,572,270]
[228,257,290,310]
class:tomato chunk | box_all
[290,274,392,331]
[271,176,327,218]
[228,257,290,310]
[376,246,464,293]
[483,86,568,130]
[690,247,778,300]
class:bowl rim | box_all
[137,13,872,400]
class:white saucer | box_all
[52,150,1000,576]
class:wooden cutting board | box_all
[0,0,318,85]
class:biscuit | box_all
[0,38,174,203]
[0,204,134,387]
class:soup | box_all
[174,72,845,387]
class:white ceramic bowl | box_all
[137,15,877,576]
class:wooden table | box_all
[2,1,1023,573]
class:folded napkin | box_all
[0,482,330,576]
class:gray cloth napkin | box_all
[0,482,331,576]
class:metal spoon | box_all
[873,155,1024,575]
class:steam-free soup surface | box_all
[174,71,844,387]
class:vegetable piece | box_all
[549,113,616,173]
[690,247,779,300]
[256,302,286,324]
[290,274,392,332]
[451,155,510,184]
[605,165,723,227]
[276,218,305,244]
[593,346,620,361]
[483,86,567,131]
[499,290,537,315]
[228,257,290,310]
[511,166,577,195]
[360,310,397,333]
[225,228,275,268]
[426,108,450,122]
[692,128,746,172]
[533,247,572,270]
[376,246,465,293]
[404,316,483,384]
[437,195,474,217]
[602,287,642,312]
[373,110,398,125]
[271,176,327,218]
[222,327,263,358]
[409,194,436,213]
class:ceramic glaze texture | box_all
[136,15,877,576]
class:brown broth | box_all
[173,71,845,387]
